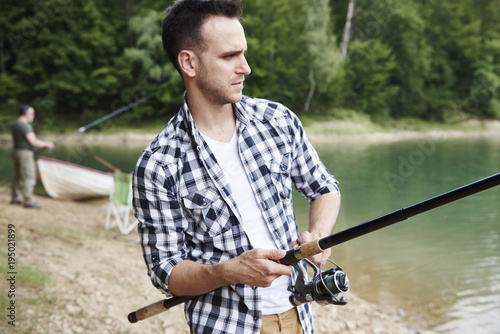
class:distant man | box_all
[11,104,54,208]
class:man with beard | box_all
[132,1,341,333]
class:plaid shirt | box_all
[133,95,340,334]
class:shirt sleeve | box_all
[132,151,189,297]
[288,111,340,203]
[21,122,34,135]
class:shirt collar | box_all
[181,93,251,146]
[181,93,202,148]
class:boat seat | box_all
[105,172,138,235]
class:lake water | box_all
[1,134,499,333]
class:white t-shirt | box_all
[202,128,293,315]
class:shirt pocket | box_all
[181,187,232,238]
[267,153,293,203]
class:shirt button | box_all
[321,174,326,180]
[254,316,259,321]
[202,200,208,206]
[280,164,286,171]
[252,286,257,290]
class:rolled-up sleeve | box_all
[133,151,189,297]
[288,112,340,203]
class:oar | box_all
[35,92,158,155]
[94,154,120,172]
[128,172,500,323]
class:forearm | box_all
[309,192,341,237]
[33,139,52,148]
[168,249,291,296]
[168,260,231,296]
[26,133,53,149]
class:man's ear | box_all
[178,50,197,78]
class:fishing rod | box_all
[128,171,500,323]
[35,92,158,155]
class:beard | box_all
[196,60,243,106]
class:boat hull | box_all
[37,156,113,200]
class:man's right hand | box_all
[45,142,55,150]
[223,248,292,288]
[169,248,291,296]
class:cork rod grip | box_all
[298,239,324,259]
[128,299,169,323]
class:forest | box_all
[1,0,500,130]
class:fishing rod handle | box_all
[128,299,170,323]
[280,239,323,265]
[128,295,191,323]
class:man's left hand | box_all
[290,231,331,267]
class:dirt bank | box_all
[0,187,413,334]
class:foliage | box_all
[344,39,399,119]
[466,41,500,118]
[243,0,310,110]
[122,9,183,120]
[0,0,499,128]
[302,0,343,113]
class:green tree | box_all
[344,39,399,118]
[2,1,132,126]
[243,0,310,111]
[303,0,343,113]
[122,10,183,119]
[381,0,432,118]
[419,0,482,119]
[463,40,500,118]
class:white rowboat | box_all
[37,156,113,200]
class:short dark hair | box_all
[19,104,33,116]
[162,0,243,74]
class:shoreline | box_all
[306,118,500,143]
[1,119,500,147]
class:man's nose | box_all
[237,55,251,75]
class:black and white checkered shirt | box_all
[132,94,340,334]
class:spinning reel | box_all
[288,258,349,307]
